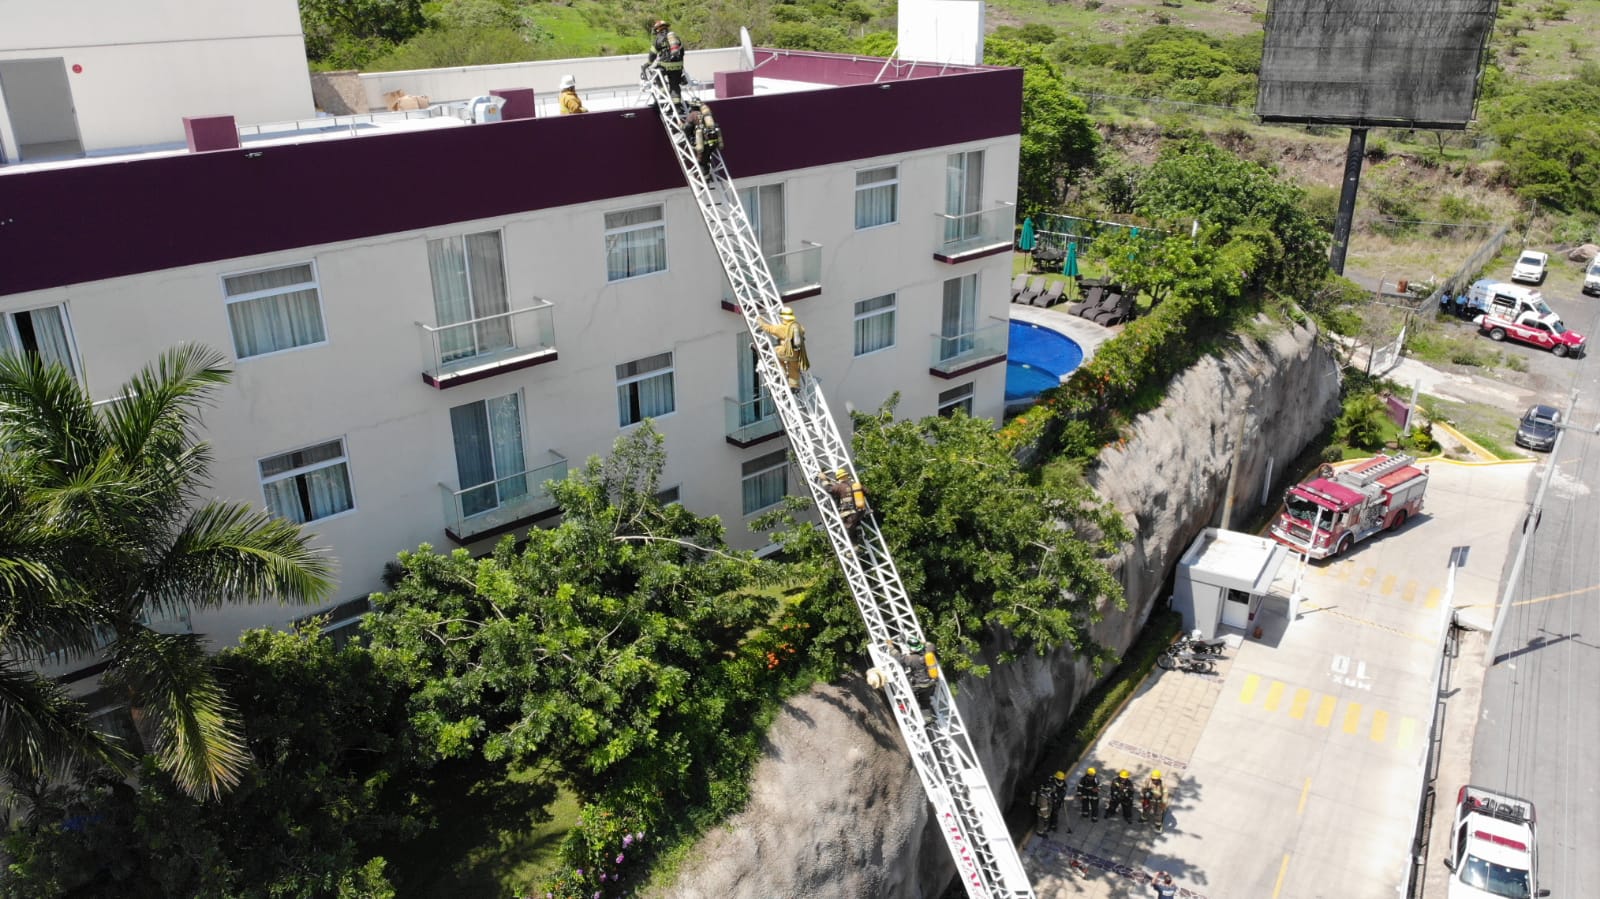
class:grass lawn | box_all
[1417,394,1525,460]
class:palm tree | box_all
[0,344,335,799]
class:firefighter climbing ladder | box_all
[640,69,1035,899]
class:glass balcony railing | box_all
[417,298,557,387]
[725,394,782,445]
[929,320,1007,374]
[440,450,567,542]
[934,204,1015,259]
[722,241,822,308]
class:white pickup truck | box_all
[1444,785,1548,898]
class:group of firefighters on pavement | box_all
[1034,767,1167,833]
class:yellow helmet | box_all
[1055,771,1066,781]
[836,468,847,478]
[780,306,795,321]
[1119,770,1130,779]
[1085,767,1096,776]
[1152,770,1162,780]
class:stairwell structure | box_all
[640,68,1035,899]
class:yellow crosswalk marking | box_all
[1289,688,1311,720]
[1315,696,1337,727]
[1342,702,1363,734]
[1264,681,1285,712]
[1402,582,1418,604]
[1358,567,1377,589]
[1370,710,1389,742]
[1334,562,1353,582]
[1425,588,1441,610]
[1239,673,1261,705]
[1380,574,1397,596]
[1398,717,1417,752]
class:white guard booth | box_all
[1173,528,1292,639]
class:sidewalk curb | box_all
[1430,422,1499,461]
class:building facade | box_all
[0,46,1022,659]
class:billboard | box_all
[1256,0,1498,129]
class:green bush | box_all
[1333,392,1390,450]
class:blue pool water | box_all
[1005,321,1084,402]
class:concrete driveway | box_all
[1023,460,1532,899]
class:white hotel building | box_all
[0,0,1022,669]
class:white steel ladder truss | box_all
[640,69,1034,899]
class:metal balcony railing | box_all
[930,320,1007,374]
[440,450,567,542]
[725,394,782,446]
[934,204,1015,259]
[417,299,557,388]
[723,242,821,308]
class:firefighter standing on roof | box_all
[646,20,686,103]
[758,306,809,389]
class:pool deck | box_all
[1009,303,1114,366]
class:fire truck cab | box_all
[1270,454,1428,560]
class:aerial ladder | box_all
[640,68,1036,899]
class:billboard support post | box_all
[1329,128,1367,276]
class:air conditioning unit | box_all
[467,95,502,124]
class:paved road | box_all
[1469,281,1600,899]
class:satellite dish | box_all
[739,27,755,71]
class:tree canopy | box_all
[984,36,1099,215]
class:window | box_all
[616,352,675,426]
[428,231,512,364]
[222,262,327,358]
[738,183,786,258]
[259,438,355,523]
[940,274,979,360]
[945,151,985,242]
[654,485,682,506]
[735,338,775,425]
[741,449,789,514]
[450,393,527,518]
[855,165,899,229]
[938,383,975,418]
[853,294,896,356]
[1,304,79,378]
[605,205,666,281]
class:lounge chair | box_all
[1076,290,1119,320]
[1033,280,1065,308]
[1010,273,1029,303]
[1017,276,1047,306]
[1092,293,1137,326]
[1066,285,1105,317]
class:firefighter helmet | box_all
[1119,770,1130,779]
[1152,770,1162,780]
[653,19,668,31]
[1086,768,1096,776]
[780,306,795,321]
[1055,771,1067,781]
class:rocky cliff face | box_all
[653,319,1340,898]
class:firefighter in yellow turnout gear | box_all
[757,306,809,390]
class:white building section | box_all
[1173,528,1291,638]
[898,0,987,65]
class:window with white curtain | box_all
[604,205,667,281]
[938,383,975,418]
[222,262,328,359]
[259,438,355,523]
[2,304,80,378]
[944,151,985,242]
[735,338,775,426]
[427,231,512,364]
[616,352,675,426]
[940,274,979,360]
[738,183,786,258]
[450,393,528,518]
[854,165,899,229]
[853,294,896,356]
[741,449,789,515]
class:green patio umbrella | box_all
[1063,241,1079,277]
[1018,216,1036,251]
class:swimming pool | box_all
[1005,320,1084,402]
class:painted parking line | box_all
[1289,688,1311,720]
[1240,673,1261,705]
[1370,710,1389,743]
[1358,567,1377,590]
[1314,696,1337,728]
[1424,588,1441,610]
[1342,702,1363,734]
[1239,680,1419,749]
[1264,681,1285,712]
[1380,573,1397,596]
[1402,581,1418,604]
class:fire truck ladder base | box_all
[640,69,1033,899]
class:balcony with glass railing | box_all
[418,298,557,388]
[725,394,783,447]
[440,449,567,543]
[721,241,823,312]
[929,320,1007,377]
[932,204,1015,263]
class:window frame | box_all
[854,164,900,230]
[937,382,975,418]
[603,204,668,282]
[257,436,357,524]
[616,351,677,427]
[1,302,84,379]
[852,293,897,357]
[220,260,329,361]
[740,449,790,516]
[425,229,513,364]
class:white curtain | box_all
[9,307,77,376]
[616,353,675,425]
[855,167,897,229]
[224,265,325,359]
[853,295,895,356]
[451,395,524,517]
[263,464,351,523]
[941,276,977,359]
[735,339,772,426]
[944,152,984,243]
[741,455,787,514]
[605,208,666,281]
[739,185,785,258]
[429,233,511,365]
[488,393,527,502]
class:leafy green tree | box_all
[0,345,334,800]
[985,37,1099,213]
[299,0,427,69]
[1333,392,1391,451]
[767,400,1128,679]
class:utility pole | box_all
[1486,389,1597,663]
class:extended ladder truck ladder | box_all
[640,69,1034,899]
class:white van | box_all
[1461,279,1558,324]
[1584,257,1600,296]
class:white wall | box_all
[0,0,313,155]
[2,132,1019,647]
[356,49,748,109]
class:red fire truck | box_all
[1269,454,1428,560]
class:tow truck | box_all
[1444,785,1548,898]
[1268,453,1428,559]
